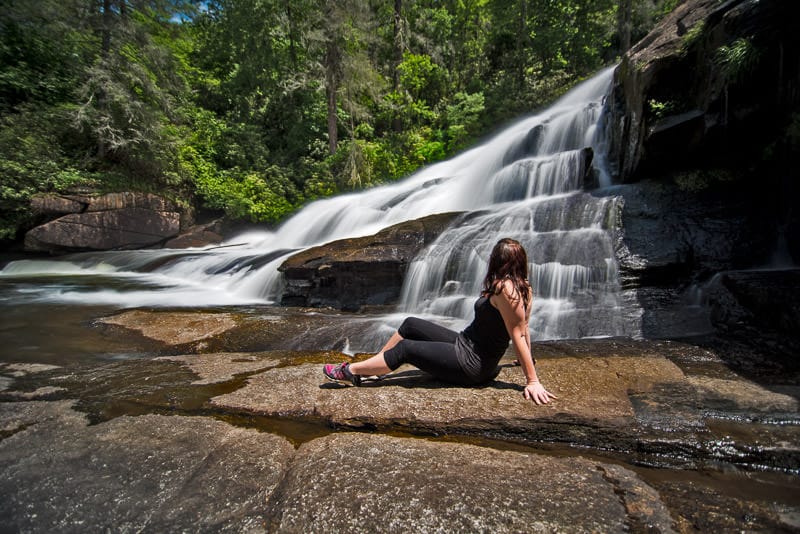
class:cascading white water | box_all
[393,65,640,339]
[0,65,638,339]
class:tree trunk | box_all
[286,3,297,68]
[97,0,115,159]
[393,0,403,91]
[516,0,528,89]
[325,38,340,155]
[618,0,632,53]
[392,0,404,131]
[101,0,112,57]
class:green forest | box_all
[0,0,677,240]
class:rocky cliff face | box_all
[605,0,800,183]
[604,0,800,339]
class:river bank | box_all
[1,306,798,532]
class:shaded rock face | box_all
[705,269,800,336]
[604,0,800,339]
[610,180,785,338]
[279,212,461,310]
[605,0,800,182]
[24,192,183,253]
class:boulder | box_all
[24,192,182,253]
[29,194,86,217]
[279,212,461,310]
[24,209,180,252]
[207,340,800,470]
[164,220,224,249]
[84,192,177,213]
[212,354,699,459]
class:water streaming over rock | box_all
[0,66,638,340]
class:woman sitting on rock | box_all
[323,237,557,405]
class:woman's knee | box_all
[397,317,425,338]
[383,342,406,371]
[397,317,415,338]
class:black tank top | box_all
[463,295,511,355]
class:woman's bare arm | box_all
[493,280,557,405]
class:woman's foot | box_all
[323,362,361,386]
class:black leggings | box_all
[383,317,472,384]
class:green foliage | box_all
[0,0,676,241]
[0,0,89,111]
[445,91,485,152]
[673,168,737,192]
[715,38,760,83]
[189,161,296,223]
[647,98,676,120]
[680,20,705,55]
[398,52,443,102]
[0,105,90,239]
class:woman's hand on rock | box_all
[523,381,557,405]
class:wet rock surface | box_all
[158,352,281,384]
[269,433,674,533]
[97,310,239,350]
[278,212,461,310]
[0,401,294,532]
[0,333,798,532]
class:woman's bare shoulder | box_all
[496,279,524,304]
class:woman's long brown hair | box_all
[481,238,531,312]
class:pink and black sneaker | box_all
[323,362,361,386]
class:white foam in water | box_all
[0,66,640,338]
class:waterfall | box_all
[0,66,637,339]
[396,69,633,339]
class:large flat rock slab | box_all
[212,356,687,445]
[0,401,294,532]
[99,310,238,347]
[269,432,675,533]
[158,352,282,384]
